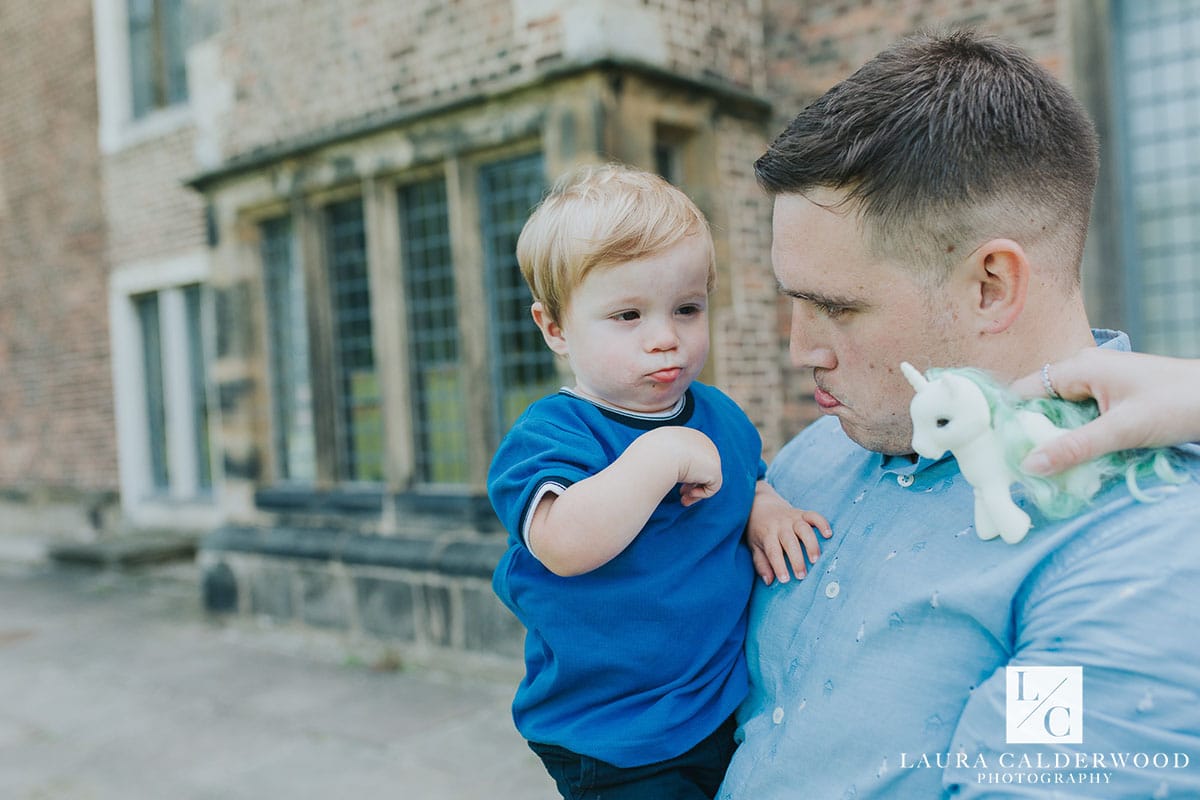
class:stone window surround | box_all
[189,66,770,531]
[93,0,196,155]
[225,145,550,522]
[109,250,223,531]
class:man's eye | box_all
[815,302,851,319]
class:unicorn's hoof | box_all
[997,515,1032,544]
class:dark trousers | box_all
[528,715,737,800]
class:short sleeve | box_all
[943,490,1200,797]
[487,410,609,549]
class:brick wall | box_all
[103,127,208,268]
[0,0,1084,498]
[193,0,1077,457]
[764,0,1063,134]
[206,0,765,164]
[0,1,116,492]
[712,115,785,454]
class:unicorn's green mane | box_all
[925,366,1183,519]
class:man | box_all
[720,30,1200,798]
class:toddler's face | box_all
[550,234,711,414]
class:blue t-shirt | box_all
[720,331,1200,798]
[489,382,764,767]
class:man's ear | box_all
[531,302,570,356]
[965,238,1029,335]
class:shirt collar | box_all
[1092,328,1130,351]
[876,451,949,476]
[558,386,695,429]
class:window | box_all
[326,198,384,483]
[125,283,213,502]
[135,292,169,493]
[480,154,558,433]
[654,123,691,185]
[400,178,469,484]
[262,216,317,482]
[1113,0,1200,356]
[128,0,189,119]
[184,285,213,490]
[261,200,384,486]
[255,153,551,494]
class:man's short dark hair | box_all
[756,30,1100,283]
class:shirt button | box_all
[773,706,785,724]
[896,474,914,487]
[825,580,841,598]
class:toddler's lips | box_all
[649,367,683,384]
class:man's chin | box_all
[837,419,915,456]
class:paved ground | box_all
[0,558,554,800]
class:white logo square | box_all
[1005,666,1083,744]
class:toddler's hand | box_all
[747,484,833,584]
[637,427,723,506]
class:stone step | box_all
[48,531,198,568]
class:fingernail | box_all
[1022,452,1052,475]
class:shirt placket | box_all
[767,466,905,722]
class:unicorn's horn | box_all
[900,361,928,391]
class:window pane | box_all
[161,0,189,106]
[128,0,156,118]
[326,199,383,483]
[135,292,169,493]
[262,216,316,482]
[183,284,212,490]
[479,154,556,434]
[400,178,468,484]
[1116,0,1200,356]
[128,0,188,118]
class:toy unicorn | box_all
[901,361,1180,544]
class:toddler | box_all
[488,163,830,799]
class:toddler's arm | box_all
[528,426,722,577]
[746,481,832,585]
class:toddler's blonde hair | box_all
[516,163,716,324]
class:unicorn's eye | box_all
[935,418,950,428]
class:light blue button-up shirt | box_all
[721,332,1200,798]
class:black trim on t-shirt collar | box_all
[558,388,696,430]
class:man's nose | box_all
[789,305,835,370]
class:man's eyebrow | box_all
[774,280,862,308]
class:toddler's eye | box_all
[677,304,703,316]
[613,310,640,321]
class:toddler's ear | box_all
[531,302,569,356]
